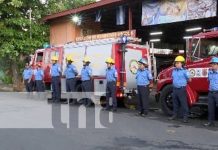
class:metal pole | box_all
[28,8,32,39]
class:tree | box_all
[0,0,49,90]
[0,0,95,90]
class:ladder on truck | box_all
[149,43,157,80]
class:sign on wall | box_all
[142,0,217,26]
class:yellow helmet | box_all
[66,55,74,62]
[175,56,185,62]
[105,57,115,64]
[51,56,58,61]
[83,56,91,63]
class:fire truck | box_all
[156,29,218,115]
[30,32,151,105]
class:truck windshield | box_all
[191,37,218,60]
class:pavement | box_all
[0,92,217,150]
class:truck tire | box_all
[160,84,173,116]
[124,96,137,110]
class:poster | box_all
[141,0,217,26]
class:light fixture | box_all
[186,27,202,32]
[72,15,79,23]
[150,32,163,35]
[183,36,192,39]
[150,39,160,42]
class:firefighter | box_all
[204,57,218,127]
[81,56,92,107]
[169,56,190,123]
[51,56,61,103]
[64,56,78,104]
[22,63,33,92]
[34,63,44,92]
[136,58,153,117]
[104,57,118,112]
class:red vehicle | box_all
[30,35,150,105]
[156,29,218,115]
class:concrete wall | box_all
[49,17,101,46]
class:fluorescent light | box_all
[186,27,202,32]
[150,39,160,42]
[183,36,192,39]
[150,32,163,35]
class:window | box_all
[191,38,218,61]
[36,52,43,62]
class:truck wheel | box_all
[160,85,173,116]
[100,96,106,107]
[124,96,137,110]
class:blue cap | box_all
[138,58,148,65]
[210,57,218,64]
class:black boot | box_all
[168,115,177,120]
[204,122,215,127]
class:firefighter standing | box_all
[34,63,44,92]
[22,63,33,92]
[204,57,218,127]
[64,56,78,104]
[136,58,153,117]
[169,56,190,123]
[51,56,61,103]
[105,57,118,112]
[81,56,92,107]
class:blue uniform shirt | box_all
[34,69,44,81]
[64,64,78,79]
[81,66,92,81]
[172,68,190,88]
[136,69,153,86]
[51,63,61,77]
[106,66,118,82]
[208,70,218,91]
[23,68,32,80]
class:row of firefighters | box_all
[22,55,218,127]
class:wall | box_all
[49,17,101,46]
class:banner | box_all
[141,0,217,26]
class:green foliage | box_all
[1,76,13,84]
[0,0,95,85]
[46,0,95,14]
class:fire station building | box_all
[43,0,218,51]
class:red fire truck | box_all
[30,33,151,105]
[156,29,218,115]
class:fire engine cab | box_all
[157,29,218,115]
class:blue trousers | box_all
[52,76,61,102]
[137,85,149,114]
[208,92,218,123]
[66,78,76,92]
[24,79,33,92]
[172,87,189,118]
[82,80,92,105]
[36,80,44,92]
[106,81,117,109]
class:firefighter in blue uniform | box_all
[51,56,61,103]
[22,63,33,92]
[64,55,78,104]
[169,56,190,123]
[104,57,118,112]
[136,58,153,117]
[204,57,218,127]
[81,56,92,107]
[34,63,44,92]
